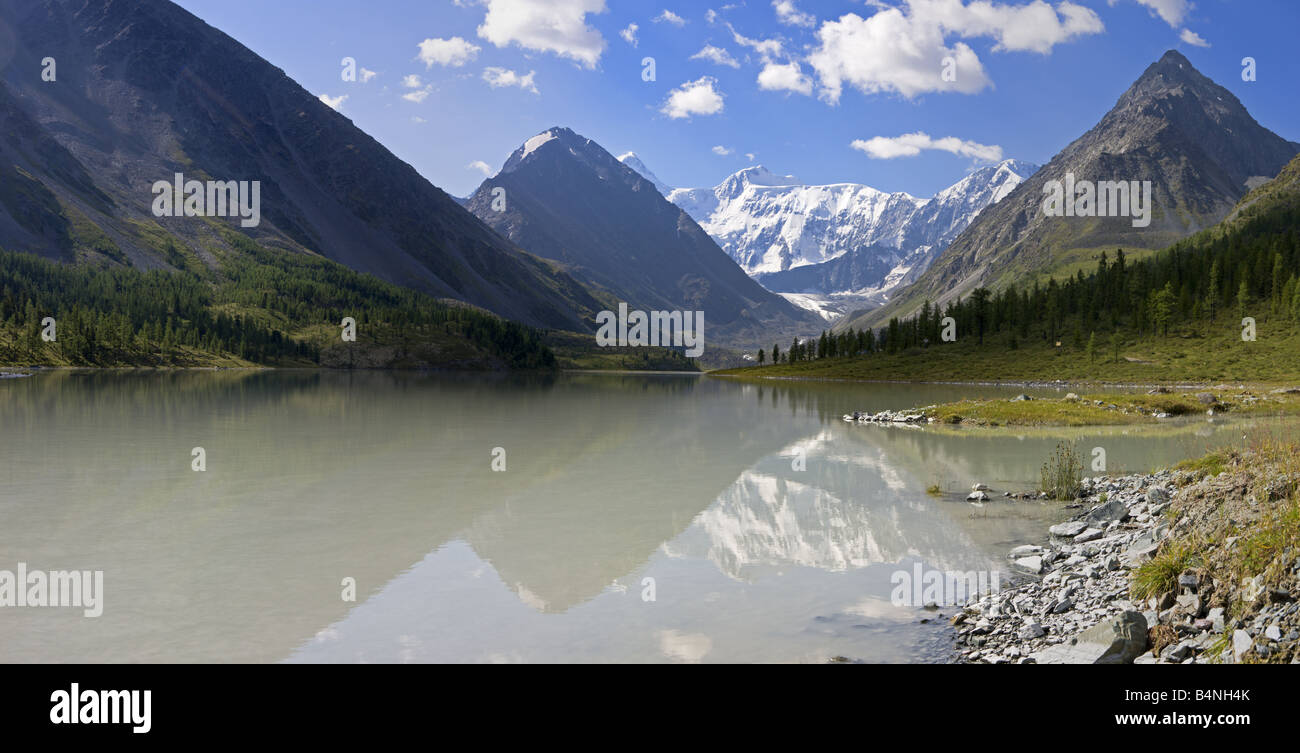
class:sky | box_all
[171,0,1300,199]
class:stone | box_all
[1195,392,1216,405]
[1265,625,1282,641]
[1014,556,1043,575]
[972,483,990,491]
[1085,498,1128,527]
[1011,394,1032,402]
[1232,629,1254,662]
[1049,520,1088,538]
[1008,545,1045,559]
[1207,607,1225,633]
[967,491,990,501]
[1074,528,1104,543]
[1028,611,1148,664]
[1147,486,1170,506]
[1020,622,1046,640]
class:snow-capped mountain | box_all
[666,160,1038,298]
[617,152,672,196]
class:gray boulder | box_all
[1029,611,1149,664]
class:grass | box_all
[713,314,1300,384]
[925,483,943,497]
[1174,449,1231,478]
[1040,441,1084,500]
[1131,539,1202,602]
[860,390,1300,428]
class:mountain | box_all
[467,128,823,348]
[617,152,672,196]
[840,49,1299,333]
[0,0,602,332]
[667,160,1036,301]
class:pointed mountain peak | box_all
[618,151,672,195]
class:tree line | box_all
[0,236,555,369]
[760,189,1300,364]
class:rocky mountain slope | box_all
[841,50,1299,333]
[467,128,823,348]
[0,0,602,332]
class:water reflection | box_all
[0,371,1277,663]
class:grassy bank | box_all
[715,314,1300,384]
[916,389,1300,427]
[1137,437,1300,663]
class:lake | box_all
[0,370,1274,663]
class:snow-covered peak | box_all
[731,165,800,188]
[617,151,672,196]
[521,130,559,159]
[669,159,1038,288]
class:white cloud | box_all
[706,9,719,24]
[729,23,784,61]
[1115,0,1190,28]
[416,36,481,68]
[402,87,432,103]
[690,44,740,68]
[1179,28,1209,47]
[745,152,756,161]
[477,0,607,69]
[807,1,1103,102]
[712,145,734,156]
[402,74,424,88]
[660,76,725,118]
[360,68,378,83]
[318,93,347,110]
[850,131,1002,161]
[655,10,687,26]
[483,66,539,94]
[620,23,639,46]
[773,0,815,28]
[757,60,813,95]
[467,160,494,177]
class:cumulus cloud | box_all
[712,145,734,156]
[483,66,539,94]
[360,68,378,83]
[477,0,607,69]
[690,44,740,68]
[773,0,815,28]
[655,10,687,26]
[660,76,725,118]
[757,61,813,95]
[1179,28,1209,47]
[807,1,1103,102]
[416,36,481,68]
[402,74,424,88]
[620,23,639,46]
[402,88,432,103]
[467,160,494,177]
[318,93,347,110]
[850,131,1003,161]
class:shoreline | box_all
[953,456,1300,664]
[708,370,1296,392]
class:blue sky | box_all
[172,0,1300,199]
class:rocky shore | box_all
[954,461,1300,664]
